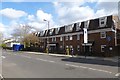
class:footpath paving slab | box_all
[24,51,119,62]
[25,51,72,57]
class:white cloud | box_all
[97,0,119,2]
[1,1,119,39]
[0,20,25,38]
[0,23,12,38]
[54,2,119,26]
[54,2,95,25]
[94,9,106,17]
[27,21,55,31]
[96,2,118,15]
[0,23,6,32]
[0,8,55,38]
[60,1,85,7]
[27,9,55,30]
[36,9,53,22]
[27,22,45,31]
[0,8,27,19]
[27,15,35,21]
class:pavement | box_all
[23,51,119,63]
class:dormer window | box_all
[84,20,90,28]
[40,31,45,36]
[38,32,41,37]
[101,21,104,24]
[55,27,60,34]
[37,32,40,37]
[35,32,37,36]
[99,17,107,27]
[76,22,81,31]
[49,29,54,35]
[45,30,48,35]
[65,24,74,32]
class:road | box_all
[1,50,119,78]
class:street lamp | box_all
[43,19,49,54]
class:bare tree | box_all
[11,24,43,48]
[11,24,34,42]
[22,33,41,47]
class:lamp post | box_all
[43,19,49,54]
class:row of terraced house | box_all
[34,15,120,57]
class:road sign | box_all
[106,36,111,42]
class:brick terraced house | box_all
[35,15,120,57]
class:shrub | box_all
[0,43,6,48]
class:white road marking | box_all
[79,66,87,69]
[1,56,6,59]
[21,55,31,59]
[88,68,98,71]
[65,64,79,68]
[65,64,113,74]
[36,58,55,63]
[48,60,55,63]
[115,73,120,77]
[96,69,112,74]
[39,59,48,62]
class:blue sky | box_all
[1,2,56,24]
[0,1,119,38]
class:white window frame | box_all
[69,35,73,40]
[99,17,107,27]
[66,36,69,41]
[77,45,80,48]
[76,22,81,31]
[101,45,106,52]
[40,31,45,36]
[77,45,80,51]
[65,24,74,32]
[49,29,54,35]
[60,36,63,41]
[49,31,52,35]
[77,34,80,40]
[100,32,106,38]
[54,37,56,42]
[45,30,48,35]
[84,20,90,28]
[52,38,54,42]
[66,45,69,48]
[70,45,73,49]
[55,28,60,34]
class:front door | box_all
[84,46,92,56]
